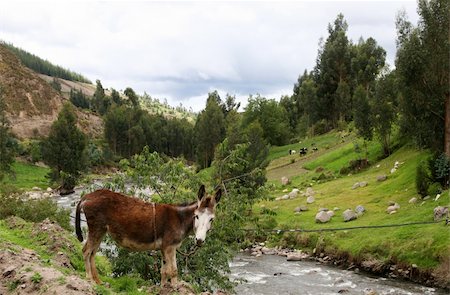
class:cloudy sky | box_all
[1,0,419,112]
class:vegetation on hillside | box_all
[1,41,92,83]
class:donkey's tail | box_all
[75,199,84,242]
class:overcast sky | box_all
[0,0,419,112]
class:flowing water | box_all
[54,187,445,295]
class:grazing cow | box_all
[289,149,296,155]
[75,185,221,286]
[299,147,308,156]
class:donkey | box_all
[75,185,221,286]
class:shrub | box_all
[429,153,449,189]
[416,161,430,197]
[0,193,70,230]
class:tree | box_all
[92,80,110,115]
[396,0,449,155]
[0,87,15,181]
[41,103,87,193]
[372,70,397,156]
[124,87,140,108]
[195,93,225,168]
[353,85,373,158]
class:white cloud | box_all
[0,1,419,112]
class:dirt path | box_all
[266,139,352,181]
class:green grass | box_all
[260,144,450,270]
[3,161,50,190]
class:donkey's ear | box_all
[214,188,222,203]
[197,184,206,200]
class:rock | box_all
[286,252,308,261]
[318,208,329,212]
[359,181,368,187]
[326,210,335,217]
[343,209,357,222]
[32,186,41,191]
[390,168,396,174]
[288,190,298,199]
[377,175,387,182]
[435,194,441,201]
[388,201,396,206]
[355,205,365,215]
[2,266,15,278]
[275,197,282,201]
[386,203,400,214]
[434,206,449,221]
[281,195,290,200]
[281,176,290,185]
[305,187,315,197]
[409,197,417,204]
[261,247,276,255]
[282,189,288,193]
[42,192,50,198]
[352,182,360,190]
[46,187,53,192]
[423,195,430,200]
[376,164,380,168]
[294,205,308,212]
[292,188,300,194]
[306,196,315,204]
[315,211,331,223]
[364,288,378,295]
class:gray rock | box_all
[352,182,360,190]
[434,206,449,221]
[343,209,357,222]
[294,205,309,213]
[281,176,290,185]
[306,196,315,204]
[326,210,335,217]
[355,205,366,214]
[377,175,387,182]
[316,211,331,223]
[409,197,417,204]
[305,187,315,197]
[288,190,298,199]
[318,207,329,212]
[281,194,290,200]
[359,181,368,187]
[386,203,400,214]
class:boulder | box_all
[281,194,290,200]
[408,197,417,204]
[326,210,335,217]
[294,206,308,213]
[386,203,400,214]
[355,205,365,215]
[315,211,331,223]
[352,182,360,190]
[306,196,315,204]
[288,190,298,199]
[286,252,309,261]
[377,175,387,182]
[46,187,53,192]
[434,206,449,221]
[305,187,315,197]
[359,181,368,187]
[343,209,357,222]
[32,186,41,191]
[281,177,290,185]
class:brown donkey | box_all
[75,185,221,285]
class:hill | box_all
[0,44,102,139]
[258,136,449,288]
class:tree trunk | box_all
[445,93,450,157]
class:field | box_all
[259,137,449,281]
[4,162,50,190]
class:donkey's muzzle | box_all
[196,239,204,247]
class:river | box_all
[53,186,445,295]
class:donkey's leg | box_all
[83,228,105,284]
[162,245,178,286]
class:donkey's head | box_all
[193,185,221,246]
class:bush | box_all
[429,153,450,189]
[428,182,442,196]
[308,119,330,136]
[416,161,430,197]
[0,193,70,230]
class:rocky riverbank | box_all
[245,243,449,291]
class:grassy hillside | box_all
[259,137,449,286]
[5,162,50,191]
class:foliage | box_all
[194,92,225,168]
[1,41,91,83]
[395,0,449,153]
[3,162,49,190]
[0,87,15,181]
[242,95,291,146]
[92,80,110,115]
[0,193,70,230]
[69,89,90,109]
[353,85,372,142]
[416,161,430,197]
[429,153,450,188]
[41,103,88,191]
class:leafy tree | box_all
[69,89,90,109]
[110,88,122,106]
[353,85,372,158]
[396,0,450,155]
[195,93,225,168]
[314,14,353,127]
[0,87,15,181]
[351,37,386,90]
[372,70,397,156]
[41,103,87,193]
[92,80,110,115]
[242,95,291,146]
[124,87,140,108]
